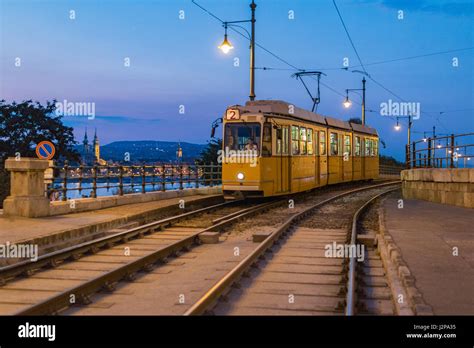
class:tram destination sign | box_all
[226,108,240,120]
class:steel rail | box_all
[184,181,401,315]
[0,200,238,283]
[13,199,286,315]
[345,187,399,316]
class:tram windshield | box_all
[224,123,261,154]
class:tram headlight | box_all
[237,172,245,180]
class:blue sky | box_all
[1,0,473,161]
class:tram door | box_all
[314,130,320,186]
[276,126,291,193]
[319,130,328,186]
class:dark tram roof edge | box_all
[230,100,378,136]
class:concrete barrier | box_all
[49,186,222,216]
[2,157,222,217]
[401,168,474,208]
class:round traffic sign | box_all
[36,141,56,160]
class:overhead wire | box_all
[192,0,467,132]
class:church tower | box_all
[82,128,90,164]
[93,128,100,163]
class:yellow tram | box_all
[220,100,379,199]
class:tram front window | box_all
[224,123,261,154]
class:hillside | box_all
[75,141,206,163]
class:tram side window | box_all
[330,132,338,156]
[372,139,378,156]
[276,128,282,154]
[307,129,314,155]
[344,135,351,157]
[320,131,326,155]
[282,127,289,154]
[291,126,299,155]
[365,139,372,156]
[355,136,361,156]
[262,123,272,157]
[300,128,307,155]
[276,126,289,155]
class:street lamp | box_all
[343,96,352,108]
[394,119,401,131]
[343,77,367,125]
[343,70,369,125]
[394,115,413,167]
[218,0,257,101]
[218,25,234,54]
[394,115,413,144]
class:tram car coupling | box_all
[215,100,379,199]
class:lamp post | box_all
[343,76,367,125]
[394,115,413,167]
[343,70,369,125]
[394,115,414,148]
[218,0,257,101]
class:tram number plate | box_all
[226,109,240,120]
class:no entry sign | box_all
[35,141,56,160]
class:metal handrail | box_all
[45,162,222,201]
[406,133,474,169]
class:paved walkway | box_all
[383,197,474,315]
[0,194,221,245]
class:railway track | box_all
[0,199,286,315]
[0,180,399,315]
[185,182,400,316]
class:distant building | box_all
[78,128,106,165]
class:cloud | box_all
[62,115,162,125]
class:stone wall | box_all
[401,168,474,208]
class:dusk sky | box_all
[1,0,473,161]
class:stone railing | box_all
[401,168,474,208]
[2,158,221,218]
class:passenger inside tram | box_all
[245,138,258,151]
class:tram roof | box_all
[232,100,378,136]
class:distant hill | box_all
[75,141,206,163]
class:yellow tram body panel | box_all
[221,100,379,198]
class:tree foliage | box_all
[0,100,79,206]
[348,117,362,124]
[195,138,222,165]
[0,100,79,162]
[379,155,404,167]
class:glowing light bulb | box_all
[218,35,233,54]
[343,97,352,108]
